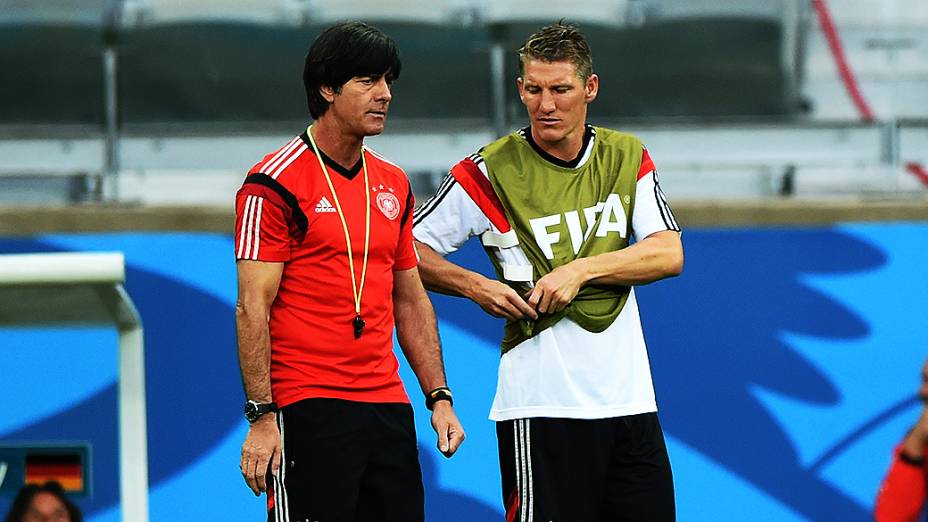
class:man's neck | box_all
[530,126,584,163]
[310,117,363,169]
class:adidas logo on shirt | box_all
[315,197,336,213]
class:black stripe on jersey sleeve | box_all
[413,174,458,228]
[652,171,680,232]
[400,178,414,228]
[244,173,308,234]
[655,171,680,230]
[653,178,673,231]
[658,187,680,230]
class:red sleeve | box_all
[393,184,418,271]
[874,444,928,522]
[637,147,656,181]
[234,185,292,262]
[449,157,511,233]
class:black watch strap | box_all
[244,400,278,423]
[425,387,453,411]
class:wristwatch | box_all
[244,400,277,423]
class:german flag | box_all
[24,454,83,492]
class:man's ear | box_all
[585,73,599,103]
[320,84,337,103]
[517,77,525,104]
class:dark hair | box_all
[4,482,82,522]
[519,21,593,81]
[303,21,402,119]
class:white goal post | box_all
[0,252,148,522]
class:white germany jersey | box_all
[413,127,679,421]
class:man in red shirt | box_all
[875,357,928,522]
[234,22,464,521]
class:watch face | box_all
[244,401,258,422]
[244,401,275,422]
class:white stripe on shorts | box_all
[514,419,523,522]
[275,412,289,522]
[524,419,533,521]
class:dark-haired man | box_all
[414,22,681,521]
[234,21,463,521]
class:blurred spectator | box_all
[874,359,928,522]
[3,481,82,522]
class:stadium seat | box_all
[495,17,796,121]
[352,21,493,123]
[0,1,108,125]
[648,0,782,21]
[117,23,313,125]
[119,0,306,27]
[114,0,311,126]
[307,0,453,25]
[482,0,630,27]
[116,0,493,127]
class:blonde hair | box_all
[518,21,593,81]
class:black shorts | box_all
[269,398,424,522]
[497,413,675,522]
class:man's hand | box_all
[527,261,587,314]
[430,401,465,458]
[240,414,281,496]
[469,276,538,321]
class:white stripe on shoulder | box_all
[243,196,258,260]
[259,137,299,173]
[364,147,405,172]
[237,195,255,259]
[265,139,302,177]
[271,143,308,180]
[251,197,264,260]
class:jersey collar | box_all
[299,129,364,180]
[519,124,595,169]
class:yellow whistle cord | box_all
[306,125,370,336]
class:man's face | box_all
[23,492,70,522]
[518,59,598,150]
[322,73,394,138]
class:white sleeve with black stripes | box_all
[632,170,680,240]
[412,172,492,256]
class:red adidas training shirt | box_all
[234,129,417,408]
